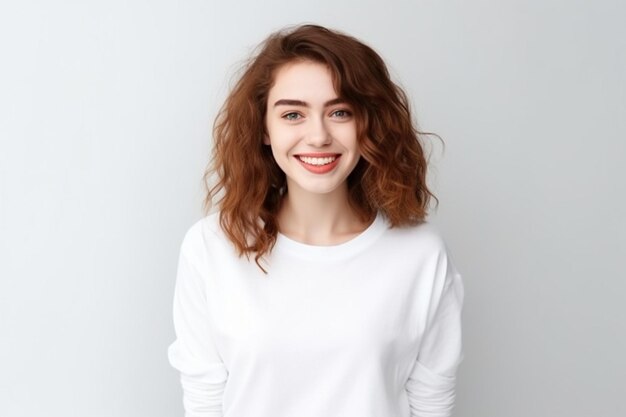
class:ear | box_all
[263,134,271,145]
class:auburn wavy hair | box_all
[203,24,439,272]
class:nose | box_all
[304,117,332,147]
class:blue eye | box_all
[283,112,301,121]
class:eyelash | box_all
[283,112,302,121]
[281,109,352,121]
[331,109,351,118]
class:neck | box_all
[277,183,370,245]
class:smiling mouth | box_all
[295,153,340,166]
[294,154,341,174]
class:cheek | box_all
[266,124,301,148]
[333,123,358,147]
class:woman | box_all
[168,24,464,417]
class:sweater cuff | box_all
[180,372,227,417]
[405,361,456,417]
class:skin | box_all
[264,60,371,245]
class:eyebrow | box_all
[273,98,347,108]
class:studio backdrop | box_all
[0,1,624,416]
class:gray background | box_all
[1,1,624,416]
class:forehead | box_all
[268,60,339,102]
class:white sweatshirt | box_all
[168,211,464,417]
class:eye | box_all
[282,112,302,121]
[330,109,352,118]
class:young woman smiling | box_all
[168,24,465,417]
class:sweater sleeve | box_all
[405,249,465,417]
[167,230,228,417]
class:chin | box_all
[288,180,347,196]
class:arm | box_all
[167,230,228,417]
[405,249,465,417]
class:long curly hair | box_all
[203,24,439,272]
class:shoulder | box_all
[379,217,460,273]
[382,218,449,255]
[382,219,463,288]
[179,211,260,278]
[179,211,227,260]
[183,211,221,240]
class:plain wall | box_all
[1,1,624,416]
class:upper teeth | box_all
[298,156,337,166]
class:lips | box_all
[294,153,341,174]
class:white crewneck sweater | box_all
[168,212,464,417]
